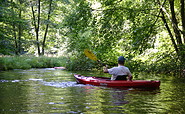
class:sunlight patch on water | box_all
[29,78,43,81]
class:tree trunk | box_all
[37,0,41,56]
[31,0,41,56]
[160,10,179,53]
[159,0,185,75]
[169,0,182,45]
[180,0,185,74]
[158,0,179,53]
[41,0,53,55]
[11,0,18,55]
[13,25,18,55]
[169,0,185,74]
[18,9,22,55]
[180,0,185,43]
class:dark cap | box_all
[118,56,126,62]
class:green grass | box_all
[0,56,68,71]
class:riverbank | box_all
[0,56,184,77]
[0,56,68,71]
[0,56,97,71]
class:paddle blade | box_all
[84,49,98,61]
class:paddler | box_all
[103,56,132,81]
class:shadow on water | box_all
[0,69,185,113]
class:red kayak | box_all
[74,74,160,88]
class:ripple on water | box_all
[0,78,84,88]
[43,81,86,88]
[0,80,9,82]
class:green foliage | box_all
[65,56,97,71]
[62,0,93,53]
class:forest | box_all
[0,0,185,76]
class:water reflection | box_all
[0,69,185,113]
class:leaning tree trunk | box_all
[158,0,185,75]
[169,0,185,75]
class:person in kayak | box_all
[103,56,132,81]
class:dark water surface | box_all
[0,69,185,113]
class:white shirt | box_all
[108,65,132,80]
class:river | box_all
[0,68,185,113]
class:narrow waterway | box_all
[0,68,185,113]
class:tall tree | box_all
[41,0,53,55]
[0,0,27,55]
[157,0,185,70]
[17,0,24,55]
[11,0,24,55]
[31,0,41,56]
[30,0,54,56]
[181,0,185,42]
[0,0,13,55]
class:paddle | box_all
[84,49,105,66]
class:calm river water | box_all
[0,68,185,113]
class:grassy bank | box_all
[0,56,68,71]
[0,56,98,71]
[0,56,184,77]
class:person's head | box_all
[118,56,126,65]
